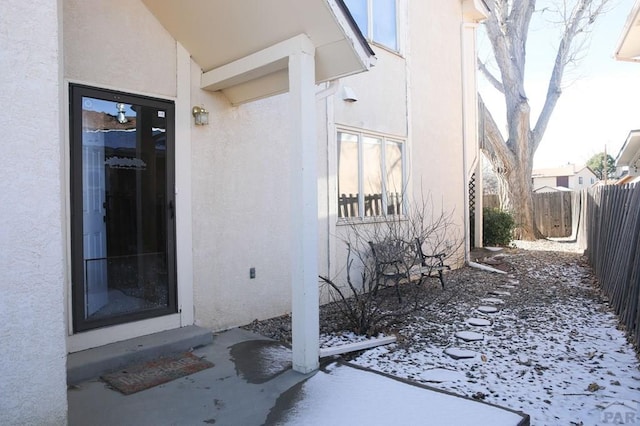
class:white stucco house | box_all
[532,164,598,192]
[0,0,488,423]
[615,0,640,63]
[532,185,573,194]
[614,1,640,185]
[614,130,640,184]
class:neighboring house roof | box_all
[532,164,595,178]
[141,0,376,105]
[615,0,640,62]
[533,185,573,193]
[615,129,640,168]
[617,175,640,185]
[532,165,576,178]
[616,175,635,185]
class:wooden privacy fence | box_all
[482,192,572,238]
[532,192,572,238]
[338,192,403,218]
[483,193,499,210]
[580,184,640,352]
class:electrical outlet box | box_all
[250,267,256,279]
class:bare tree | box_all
[482,154,500,194]
[479,0,611,239]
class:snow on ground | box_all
[247,240,640,425]
[277,362,526,426]
[346,241,640,426]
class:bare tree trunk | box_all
[478,0,610,241]
[502,156,539,240]
[480,96,542,239]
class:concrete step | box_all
[67,325,213,385]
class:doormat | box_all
[101,352,214,395]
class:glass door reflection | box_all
[71,85,176,331]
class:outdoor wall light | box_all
[116,103,128,124]
[192,105,209,126]
[341,86,358,103]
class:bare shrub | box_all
[319,194,463,335]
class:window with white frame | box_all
[337,130,405,218]
[579,176,583,185]
[344,0,398,51]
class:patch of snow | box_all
[278,363,525,426]
[419,368,466,383]
[257,345,293,377]
[319,332,379,348]
[512,239,583,253]
[353,277,640,426]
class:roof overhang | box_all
[141,0,375,104]
[616,130,640,167]
[614,0,640,62]
[462,0,490,23]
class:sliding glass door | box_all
[70,85,176,331]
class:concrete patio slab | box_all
[67,328,529,426]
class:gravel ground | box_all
[243,239,640,425]
[243,239,588,345]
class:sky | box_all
[477,0,640,169]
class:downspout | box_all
[460,21,471,265]
[316,80,339,278]
[459,0,487,263]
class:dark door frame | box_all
[70,84,177,332]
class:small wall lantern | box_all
[116,103,128,124]
[341,86,358,103]
[192,105,209,126]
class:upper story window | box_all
[344,0,398,51]
[338,130,405,218]
[578,176,584,185]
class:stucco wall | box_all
[191,61,296,330]
[62,0,189,351]
[334,49,408,137]
[407,0,466,261]
[324,1,470,286]
[407,0,470,266]
[64,0,177,97]
[61,0,313,336]
[0,1,68,424]
[57,0,473,336]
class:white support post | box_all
[289,42,320,373]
